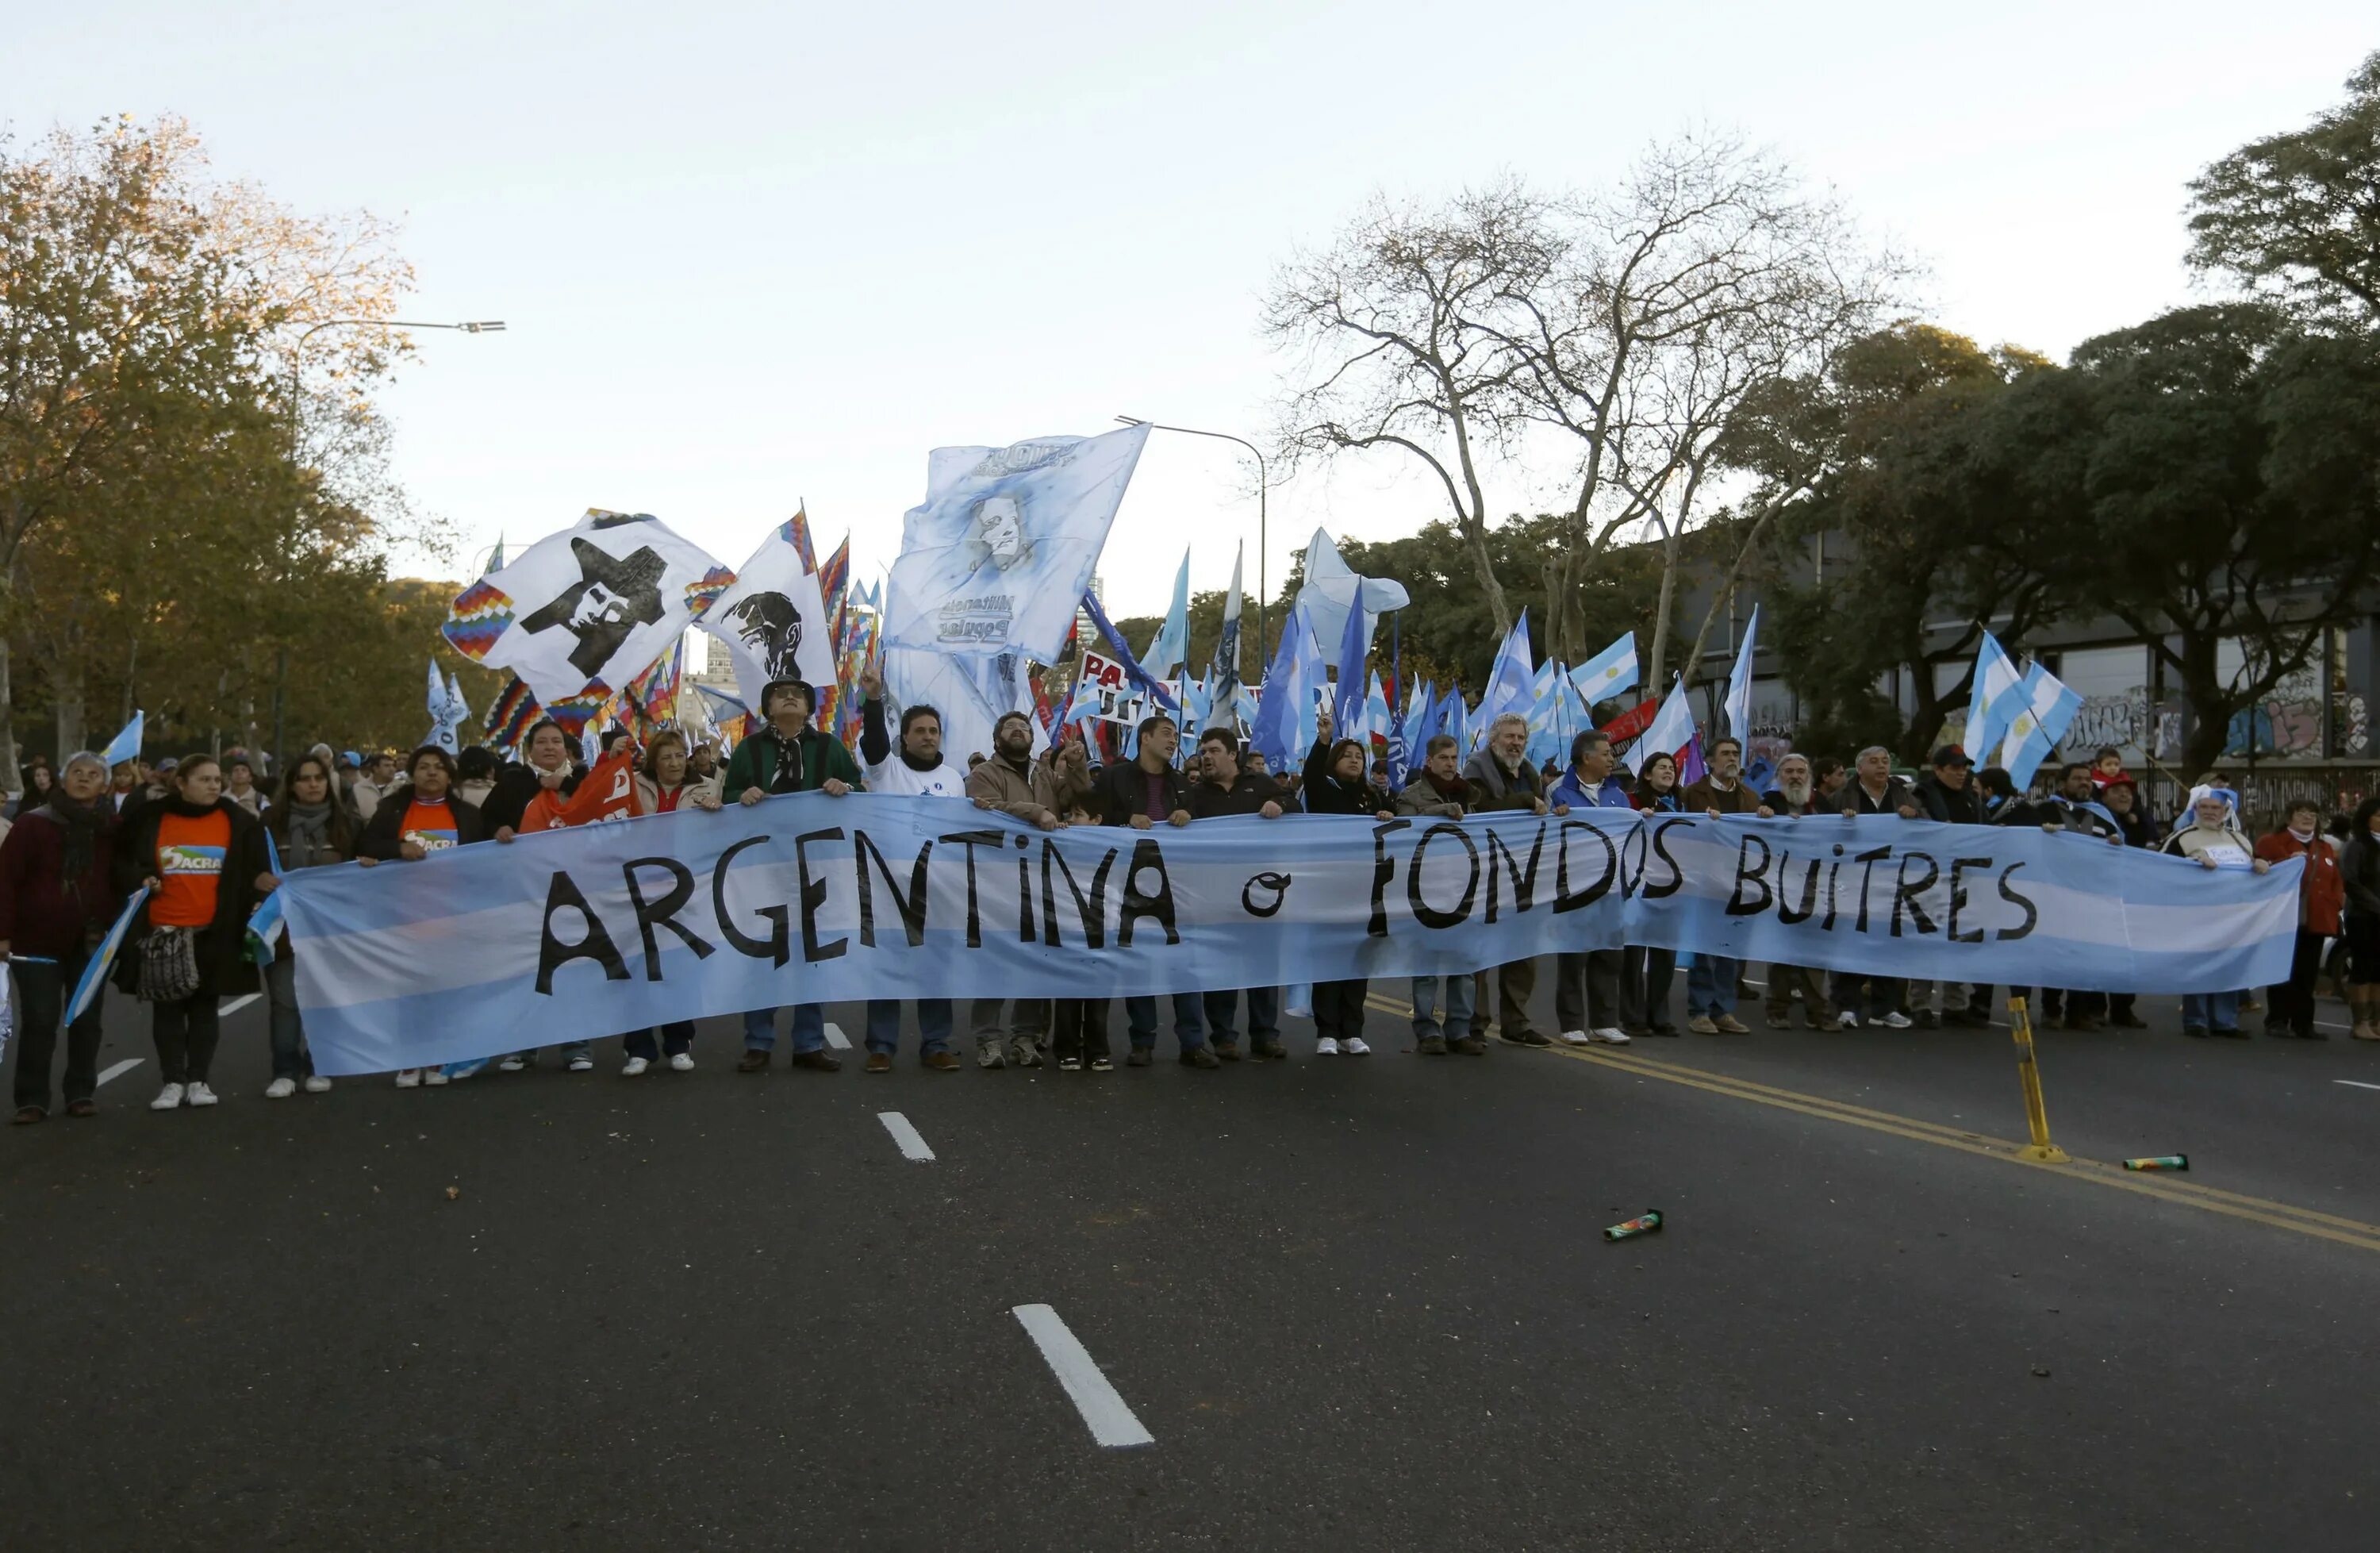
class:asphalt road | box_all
[5,974,2378,1551]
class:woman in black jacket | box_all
[1301,715,1393,1057]
[354,746,489,1086]
[257,753,359,1097]
[112,754,270,1111]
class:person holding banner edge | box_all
[257,752,356,1097]
[3,752,120,1123]
[726,678,862,1074]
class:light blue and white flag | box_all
[102,711,144,769]
[1212,541,1245,702]
[1441,689,1472,759]
[1998,660,2085,790]
[67,887,149,1024]
[1143,548,1192,684]
[1722,605,1761,741]
[1294,529,1410,674]
[1331,583,1376,741]
[882,423,1150,664]
[1630,675,1699,775]
[1472,610,1536,753]
[271,800,2304,1075]
[1568,633,1637,709]
[1966,631,2025,765]
[1250,609,1325,771]
[248,832,287,965]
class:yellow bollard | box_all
[2005,997,2070,1163]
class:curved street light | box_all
[1115,415,1271,670]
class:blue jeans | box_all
[265,953,313,1079]
[1687,955,1741,1017]
[866,998,953,1055]
[1125,992,1207,1051]
[743,1005,826,1054]
[1411,973,1476,1040]
[1201,986,1280,1044]
[2182,990,2240,1032]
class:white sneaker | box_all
[1589,1027,1632,1045]
[393,1068,422,1089]
[150,1082,186,1111]
[1878,1012,1913,1029]
[264,1077,297,1099]
[1316,1037,1341,1055]
[622,1056,651,1077]
[567,1054,595,1073]
[423,1068,449,1086]
[1343,1036,1372,1056]
[497,1055,527,1072]
[302,1075,332,1094]
[1557,1029,1591,1046]
[185,1082,219,1107]
[1836,1011,1860,1029]
[668,1052,695,1072]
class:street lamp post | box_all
[274,318,505,775]
[1115,416,1270,671]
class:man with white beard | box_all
[1756,754,1838,1029]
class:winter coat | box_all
[632,772,724,814]
[1461,751,1543,813]
[2341,832,2380,917]
[1096,757,1194,827]
[1914,773,1987,825]
[1186,770,1288,820]
[1838,776,1918,817]
[724,726,862,799]
[1395,774,1472,821]
[481,761,585,835]
[968,754,1065,827]
[1682,775,1758,815]
[2253,828,2344,936]
[0,804,120,958]
[357,787,492,859]
[1547,770,1635,810]
[110,797,269,999]
[1300,738,1389,817]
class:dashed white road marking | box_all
[823,1021,851,1050]
[220,994,261,1016]
[96,1059,144,1087]
[877,1111,935,1162]
[2335,1079,2380,1092]
[1012,1305,1154,1447]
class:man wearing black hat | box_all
[723,678,863,1074]
[1912,745,1993,1028]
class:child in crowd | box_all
[2089,745,2132,793]
[1050,789,1112,1072]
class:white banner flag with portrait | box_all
[694,517,835,709]
[881,424,1149,664]
[443,510,733,709]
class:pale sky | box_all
[16,2,2374,615]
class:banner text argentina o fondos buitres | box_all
[274,799,2302,1075]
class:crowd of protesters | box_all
[6,682,2378,1123]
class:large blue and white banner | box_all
[275,803,2301,1075]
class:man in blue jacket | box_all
[1548,732,1633,1045]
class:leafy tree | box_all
[2041,303,2380,772]
[2187,51,2380,326]
[1749,325,2067,763]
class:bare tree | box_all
[1503,133,1912,676]
[1262,180,1555,636]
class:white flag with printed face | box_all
[443,510,733,709]
[695,517,835,710]
[881,424,1149,664]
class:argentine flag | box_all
[1472,610,1536,753]
[1630,675,1699,775]
[1997,661,2085,789]
[1568,632,1637,709]
[1966,632,2025,766]
[102,711,144,769]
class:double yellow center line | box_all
[1365,993,2380,1255]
